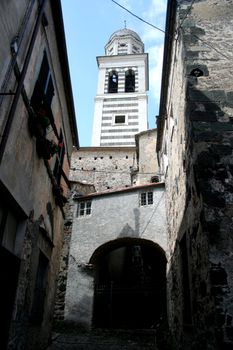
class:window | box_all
[108,47,113,55]
[118,42,128,55]
[140,192,153,206]
[125,69,135,92]
[132,45,140,53]
[151,175,159,183]
[115,115,125,124]
[31,51,54,112]
[53,129,65,185]
[77,201,92,217]
[108,70,118,93]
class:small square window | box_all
[140,192,153,206]
[77,201,92,217]
[115,115,125,124]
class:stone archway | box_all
[90,238,167,329]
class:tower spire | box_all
[124,20,126,28]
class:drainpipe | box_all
[0,0,47,163]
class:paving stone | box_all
[46,329,158,350]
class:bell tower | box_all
[91,28,149,147]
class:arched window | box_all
[125,69,135,92]
[108,70,118,93]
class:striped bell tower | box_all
[91,28,149,147]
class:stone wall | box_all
[53,188,76,324]
[157,0,233,348]
[134,129,159,185]
[0,1,77,348]
[70,147,137,192]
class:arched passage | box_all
[90,238,167,329]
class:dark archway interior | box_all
[91,238,167,329]
[125,69,135,92]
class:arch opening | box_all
[125,69,135,92]
[108,70,118,93]
[90,238,167,329]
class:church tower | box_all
[91,28,149,147]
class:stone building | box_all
[70,146,137,192]
[0,1,78,349]
[69,128,159,194]
[65,182,167,329]
[157,0,233,349]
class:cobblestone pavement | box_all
[46,329,158,350]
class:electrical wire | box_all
[177,0,231,60]
[111,0,232,61]
[177,0,196,30]
[139,192,165,237]
[191,34,231,60]
[111,0,165,34]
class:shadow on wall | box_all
[117,207,140,238]
[162,79,233,349]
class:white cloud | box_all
[142,26,164,42]
[118,0,132,10]
[142,0,167,40]
[140,1,167,107]
[148,44,164,102]
[145,0,167,20]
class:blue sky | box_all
[61,0,167,146]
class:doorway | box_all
[90,238,167,329]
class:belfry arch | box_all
[90,238,167,329]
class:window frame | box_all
[77,201,92,217]
[112,113,128,126]
[31,51,54,111]
[139,191,154,206]
[53,129,65,185]
[115,115,125,124]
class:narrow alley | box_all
[1,1,233,349]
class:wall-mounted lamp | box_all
[189,68,204,77]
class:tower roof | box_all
[105,27,144,56]
[107,28,142,44]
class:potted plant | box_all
[28,103,54,138]
[36,138,59,160]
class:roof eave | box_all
[75,182,165,201]
[50,0,79,148]
[156,0,177,153]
